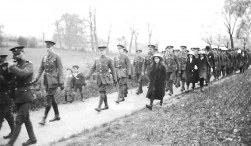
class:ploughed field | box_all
[51,70,251,146]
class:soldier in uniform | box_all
[4,46,37,146]
[32,41,64,125]
[176,46,188,91]
[163,46,180,96]
[86,46,117,112]
[72,65,86,102]
[205,46,215,85]
[213,48,221,80]
[133,49,144,95]
[173,48,181,88]
[221,48,228,77]
[114,45,131,103]
[122,48,133,97]
[142,45,156,87]
[0,55,15,139]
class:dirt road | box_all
[0,82,213,146]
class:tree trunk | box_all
[129,32,134,54]
[89,8,95,52]
[149,34,151,45]
[106,25,112,53]
[134,33,138,51]
[229,32,234,49]
[42,33,45,48]
[93,9,99,52]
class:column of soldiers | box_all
[1,42,251,145]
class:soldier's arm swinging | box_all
[56,55,64,85]
[108,59,117,83]
[34,57,45,81]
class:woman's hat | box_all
[188,51,194,56]
[198,50,206,55]
[152,53,163,60]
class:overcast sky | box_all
[0,0,225,50]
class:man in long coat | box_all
[32,41,64,125]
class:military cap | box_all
[123,48,128,53]
[72,65,79,69]
[117,44,125,49]
[136,49,142,53]
[173,48,180,51]
[9,46,25,55]
[98,46,107,50]
[45,41,56,46]
[148,45,156,49]
[180,46,187,48]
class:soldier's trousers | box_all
[175,70,185,88]
[206,67,212,83]
[135,74,143,93]
[97,83,108,108]
[44,95,59,119]
[0,104,15,133]
[117,77,128,101]
[166,72,176,93]
[8,102,36,145]
[221,66,227,77]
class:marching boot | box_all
[6,125,22,146]
[124,84,128,98]
[39,106,51,125]
[160,100,163,106]
[185,85,189,93]
[101,93,109,110]
[168,81,173,96]
[23,118,37,146]
[50,103,60,122]
[165,81,169,91]
[95,95,104,112]
[136,82,143,95]
[146,98,153,110]
[3,113,15,139]
[181,81,185,92]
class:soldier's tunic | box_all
[213,53,221,79]
[226,52,233,75]
[35,52,63,118]
[206,51,214,83]
[238,53,248,73]
[0,69,14,135]
[221,53,228,77]
[142,52,154,83]
[176,50,187,88]
[133,55,144,94]
[87,55,117,109]
[163,52,180,94]
[114,53,131,100]
[8,59,36,143]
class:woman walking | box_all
[185,51,198,93]
[146,53,166,110]
[198,50,212,92]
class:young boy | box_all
[63,68,74,104]
[72,65,86,102]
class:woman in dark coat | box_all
[198,50,212,92]
[146,53,166,110]
[185,51,198,93]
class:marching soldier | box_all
[142,45,156,87]
[173,48,181,88]
[221,48,228,77]
[163,46,180,96]
[122,48,133,97]
[226,49,233,76]
[176,46,188,91]
[114,45,131,103]
[32,41,64,125]
[86,46,117,112]
[205,46,215,85]
[239,50,248,73]
[213,48,221,80]
[133,49,144,95]
[0,55,15,139]
[4,46,36,146]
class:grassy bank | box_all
[51,70,251,146]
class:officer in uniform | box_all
[86,46,117,112]
[133,49,144,95]
[4,46,37,146]
[0,55,15,139]
[122,48,133,97]
[72,65,86,102]
[176,46,187,91]
[142,45,156,87]
[205,46,215,85]
[32,41,64,125]
[114,45,131,103]
[213,48,221,80]
[163,46,180,96]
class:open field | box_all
[50,71,251,146]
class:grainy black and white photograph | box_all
[0,0,251,145]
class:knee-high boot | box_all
[181,81,185,91]
[39,106,51,125]
[95,94,104,112]
[101,93,109,110]
[3,114,15,139]
[169,81,173,96]
[23,117,37,146]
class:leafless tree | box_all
[216,33,222,49]
[129,26,138,54]
[106,25,112,53]
[148,23,155,45]
[134,32,139,51]
[93,9,99,51]
[54,20,63,49]
[87,6,95,52]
